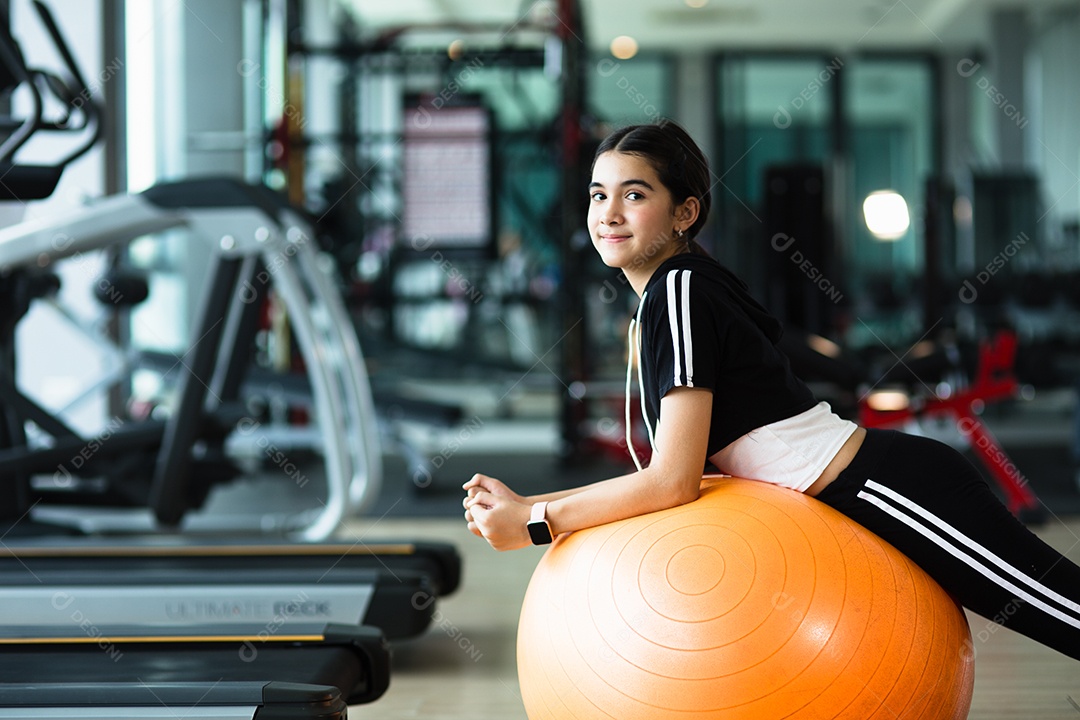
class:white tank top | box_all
[709,401,857,492]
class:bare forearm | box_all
[545,466,699,536]
[525,473,638,505]
[465,389,713,552]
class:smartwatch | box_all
[527,502,554,545]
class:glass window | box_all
[843,58,934,345]
[715,54,937,345]
[844,59,933,281]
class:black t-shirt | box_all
[636,253,817,456]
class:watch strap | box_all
[530,501,549,523]
[527,501,553,545]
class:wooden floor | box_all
[342,512,1080,720]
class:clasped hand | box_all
[462,474,532,551]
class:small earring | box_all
[676,229,685,238]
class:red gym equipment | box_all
[859,330,1041,519]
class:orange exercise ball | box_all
[517,477,974,719]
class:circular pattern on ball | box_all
[517,478,974,719]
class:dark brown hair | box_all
[592,120,711,255]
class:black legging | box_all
[815,428,1080,661]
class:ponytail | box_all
[687,239,711,257]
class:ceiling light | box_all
[685,0,709,7]
[863,190,910,241]
[610,35,638,60]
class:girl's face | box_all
[588,151,688,277]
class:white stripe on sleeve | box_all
[680,270,693,387]
[665,270,683,386]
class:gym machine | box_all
[0,177,381,540]
[0,175,464,637]
[0,622,390,719]
[0,537,459,641]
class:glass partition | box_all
[714,54,838,329]
[715,53,937,346]
[843,57,934,345]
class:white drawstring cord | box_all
[637,323,656,456]
[625,318,642,472]
[624,294,655,472]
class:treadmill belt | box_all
[0,624,389,718]
[0,682,345,719]
[0,539,461,596]
[0,539,462,640]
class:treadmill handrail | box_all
[0,193,186,271]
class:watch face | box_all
[528,521,553,545]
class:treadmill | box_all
[0,539,461,641]
[0,177,463,638]
[0,623,390,719]
[0,16,432,717]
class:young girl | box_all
[462,120,1080,661]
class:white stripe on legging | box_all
[665,270,682,386]
[865,478,1080,619]
[856,488,1080,630]
[680,270,694,387]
